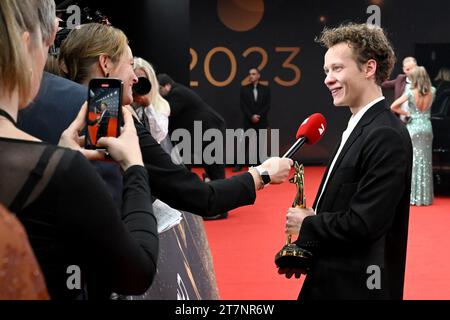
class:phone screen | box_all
[86,79,122,150]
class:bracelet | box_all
[249,167,265,191]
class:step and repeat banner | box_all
[123,213,219,300]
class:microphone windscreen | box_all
[296,113,327,145]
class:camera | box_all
[132,77,152,96]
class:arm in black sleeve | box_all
[296,127,410,251]
[166,90,187,118]
[134,118,256,216]
[259,87,271,118]
[240,87,253,120]
[60,153,158,296]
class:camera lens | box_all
[132,77,152,96]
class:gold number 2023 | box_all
[190,47,301,88]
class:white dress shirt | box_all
[136,104,170,144]
[314,96,386,211]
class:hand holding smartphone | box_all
[85,78,123,150]
[60,80,143,170]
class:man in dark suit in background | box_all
[157,74,228,220]
[281,23,413,300]
[234,68,271,172]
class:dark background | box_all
[56,0,450,164]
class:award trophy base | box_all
[275,241,312,270]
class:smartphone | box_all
[85,78,123,150]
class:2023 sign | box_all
[190,47,302,88]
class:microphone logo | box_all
[319,124,325,136]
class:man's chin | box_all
[333,99,346,107]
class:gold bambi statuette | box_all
[275,162,313,272]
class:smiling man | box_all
[281,23,413,300]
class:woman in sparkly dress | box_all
[391,66,436,206]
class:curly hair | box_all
[317,23,396,86]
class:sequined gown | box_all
[406,88,435,206]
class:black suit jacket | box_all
[134,119,256,216]
[240,84,271,129]
[296,101,413,300]
[165,83,225,135]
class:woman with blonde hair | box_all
[0,0,158,299]
[434,67,450,98]
[391,66,436,206]
[133,57,171,149]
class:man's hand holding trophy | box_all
[275,114,327,279]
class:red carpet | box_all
[199,167,450,300]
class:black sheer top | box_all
[134,120,257,216]
[0,138,158,300]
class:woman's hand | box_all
[97,108,144,171]
[260,157,294,184]
[60,104,144,171]
[249,157,293,191]
[59,103,106,161]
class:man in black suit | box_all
[234,68,271,172]
[157,74,228,220]
[281,24,413,300]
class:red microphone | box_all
[283,113,327,159]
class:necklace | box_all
[0,107,17,127]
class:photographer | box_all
[132,57,173,153]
